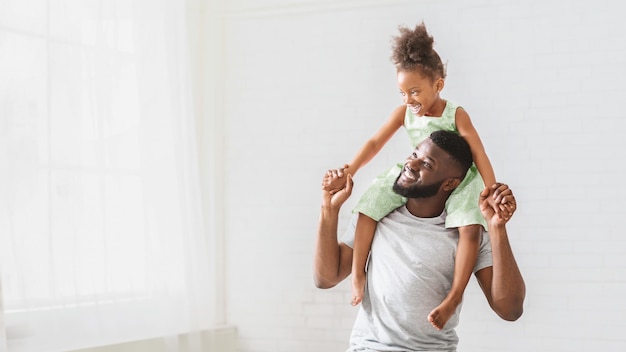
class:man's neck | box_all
[404,196,448,218]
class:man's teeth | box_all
[404,169,416,180]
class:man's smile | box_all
[402,165,417,181]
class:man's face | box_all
[393,138,461,198]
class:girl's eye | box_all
[411,91,418,95]
[400,91,406,96]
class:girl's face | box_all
[397,69,444,117]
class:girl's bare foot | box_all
[351,273,365,306]
[427,298,458,330]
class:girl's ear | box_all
[442,178,461,192]
[435,78,445,93]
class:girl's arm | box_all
[324,105,405,192]
[454,108,496,187]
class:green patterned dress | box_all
[353,100,487,230]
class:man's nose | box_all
[406,158,421,170]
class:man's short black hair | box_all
[429,130,473,173]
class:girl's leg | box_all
[428,224,482,330]
[351,213,377,306]
[351,163,405,305]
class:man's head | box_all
[393,130,473,199]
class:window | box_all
[0,1,215,351]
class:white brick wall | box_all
[217,0,626,351]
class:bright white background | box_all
[2,0,626,351]
[217,0,626,351]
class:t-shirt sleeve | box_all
[473,228,493,273]
[340,213,358,248]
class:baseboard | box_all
[69,325,237,352]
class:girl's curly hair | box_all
[391,22,446,81]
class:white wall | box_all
[215,0,626,351]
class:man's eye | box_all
[411,91,418,95]
[423,161,431,168]
[400,91,406,96]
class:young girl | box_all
[323,22,498,331]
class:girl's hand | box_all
[483,182,504,219]
[322,164,349,194]
[479,183,517,226]
[322,174,353,210]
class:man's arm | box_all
[475,183,526,321]
[314,174,355,289]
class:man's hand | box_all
[322,171,353,211]
[479,183,517,226]
[322,164,350,195]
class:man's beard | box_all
[392,174,444,198]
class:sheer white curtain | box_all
[0,0,215,351]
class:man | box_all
[314,130,525,351]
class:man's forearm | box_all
[488,224,526,321]
[313,206,343,288]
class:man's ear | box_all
[442,178,461,192]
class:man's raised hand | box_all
[479,183,517,226]
[322,172,353,211]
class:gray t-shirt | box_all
[341,206,493,352]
